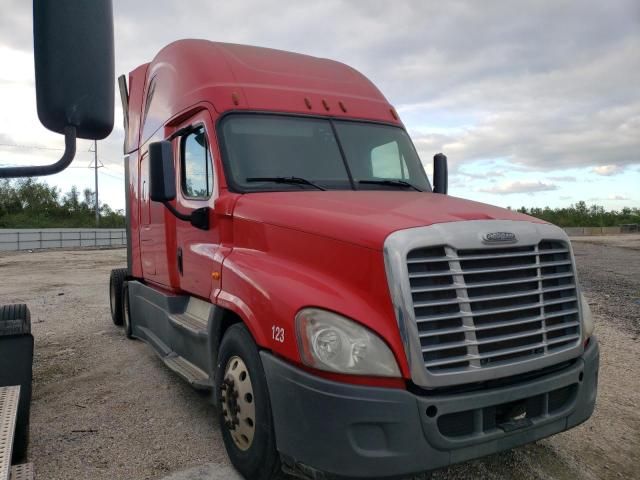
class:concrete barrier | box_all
[0,228,126,252]
[563,226,633,236]
[564,227,585,236]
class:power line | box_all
[100,171,124,180]
[0,142,65,151]
[0,162,106,170]
[0,143,112,156]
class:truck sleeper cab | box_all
[109,40,598,480]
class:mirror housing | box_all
[148,141,209,231]
[0,0,115,179]
[34,0,114,139]
[433,153,448,194]
[149,141,177,202]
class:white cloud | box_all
[0,0,639,209]
[592,165,625,176]
[480,180,558,195]
[457,169,505,180]
[608,194,630,200]
[547,175,576,182]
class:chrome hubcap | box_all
[221,356,256,451]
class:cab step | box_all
[163,354,212,390]
[168,296,211,338]
[168,312,208,338]
[10,464,33,480]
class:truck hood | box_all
[232,191,543,250]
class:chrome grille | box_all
[407,241,581,373]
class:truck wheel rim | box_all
[221,355,256,451]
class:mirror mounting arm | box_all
[162,202,210,231]
[162,201,191,222]
[0,126,77,179]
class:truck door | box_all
[138,153,156,276]
[173,111,220,299]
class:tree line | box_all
[0,178,638,229]
[0,178,125,228]
[515,202,640,227]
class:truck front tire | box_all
[109,268,128,326]
[215,324,282,480]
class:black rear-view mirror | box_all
[149,141,177,202]
[34,0,114,139]
[0,0,114,178]
[433,153,448,195]
[148,140,209,231]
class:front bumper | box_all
[261,337,599,479]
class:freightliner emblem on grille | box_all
[482,231,517,243]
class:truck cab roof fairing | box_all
[131,39,401,148]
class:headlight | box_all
[295,308,401,377]
[580,292,594,340]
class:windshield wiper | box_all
[246,176,326,191]
[359,179,423,192]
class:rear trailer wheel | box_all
[109,268,128,326]
[0,304,32,462]
[215,324,282,480]
[122,283,133,339]
[0,304,30,336]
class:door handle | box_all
[177,247,183,275]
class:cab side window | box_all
[181,126,213,199]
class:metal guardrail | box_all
[0,229,126,252]
[564,225,640,236]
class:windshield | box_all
[219,114,431,192]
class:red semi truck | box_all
[110,40,599,479]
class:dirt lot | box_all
[0,237,638,480]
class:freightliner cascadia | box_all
[109,40,599,480]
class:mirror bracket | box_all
[163,202,210,231]
[0,126,77,178]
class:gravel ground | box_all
[0,237,638,480]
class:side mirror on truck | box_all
[0,0,115,178]
[433,153,448,194]
[148,141,210,231]
[149,141,177,202]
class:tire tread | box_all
[109,268,128,326]
[0,303,31,337]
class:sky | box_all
[0,0,638,212]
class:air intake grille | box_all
[407,241,580,373]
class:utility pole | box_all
[89,141,102,227]
[94,140,99,226]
